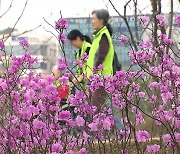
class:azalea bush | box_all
[0,9,180,154]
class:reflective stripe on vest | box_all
[76,41,91,75]
[86,26,114,78]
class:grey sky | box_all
[0,0,179,30]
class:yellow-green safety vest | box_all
[55,79,60,87]
[55,80,71,87]
[76,41,91,75]
[86,26,114,78]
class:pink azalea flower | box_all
[65,150,75,154]
[75,91,86,100]
[163,38,173,45]
[146,144,160,154]
[139,40,152,49]
[46,84,57,93]
[10,128,22,138]
[175,132,180,142]
[79,148,87,154]
[0,40,5,50]
[24,89,35,103]
[97,64,104,70]
[29,80,38,90]
[55,130,62,138]
[52,142,63,153]
[3,138,8,145]
[140,16,149,25]
[59,110,71,120]
[163,110,174,121]
[177,106,180,115]
[81,52,88,60]
[156,14,166,26]
[19,39,29,48]
[88,122,98,132]
[102,118,111,130]
[29,105,39,115]
[161,92,173,104]
[173,118,180,129]
[55,18,68,29]
[139,91,145,98]
[58,34,67,42]
[0,79,8,91]
[150,67,160,76]
[33,119,45,130]
[120,34,127,45]
[136,112,145,125]
[149,82,159,90]
[83,131,89,142]
[58,76,69,85]
[19,109,32,121]
[162,134,174,148]
[162,134,171,143]
[175,15,180,25]
[115,70,127,79]
[75,116,85,126]
[33,137,38,146]
[136,130,149,142]
[41,139,46,148]
[119,101,126,110]
[58,58,68,71]
[132,106,137,112]
[150,95,157,104]
[73,59,82,67]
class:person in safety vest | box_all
[52,66,69,100]
[86,9,115,112]
[67,30,91,89]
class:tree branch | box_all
[133,0,139,42]
[166,0,174,53]
[4,0,29,42]
[0,0,14,19]
[109,0,138,51]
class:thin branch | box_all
[1,11,53,41]
[124,0,132,18]
[133,0,139,41]
[4,0,29,42]
[2,24,42,40]
[140,16,154,39]
[109,0,138,51]
[157,0,166,35]
[43,27,58,40]
[43,17,58,32]
[15,24,42,36]
[151,0,158,47]
[0,0,14,19]
[59,10,62,19]
[166,0,174,53]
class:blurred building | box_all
[0,28,58,76]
